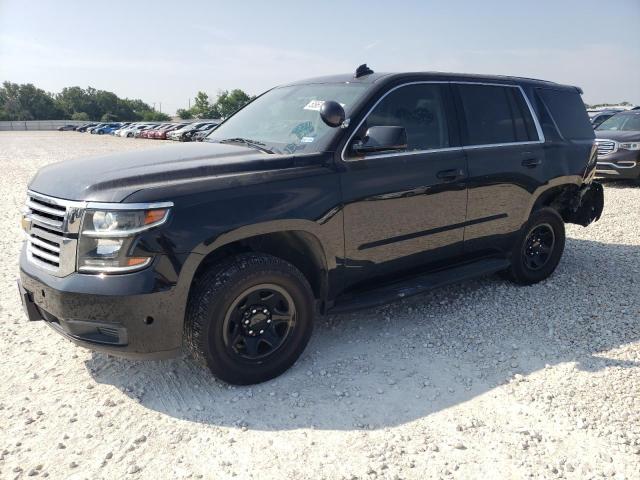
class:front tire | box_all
[503,208,566,285]
[185,253,314,385]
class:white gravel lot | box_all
[0,131,639,480]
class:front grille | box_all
[24,192,84,277]
[595,139,617,157]
[26,194,66,269]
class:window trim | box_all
[341,81,545,162]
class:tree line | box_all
[176,89,254,120]
[0,82,171,122]
[0,81,255,122]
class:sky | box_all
[1,0,639,114]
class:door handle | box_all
[436,168,464,181]
[521,157,542,168]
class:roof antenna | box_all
[354,64,374,79]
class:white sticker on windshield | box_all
[301,136,315,143]
[304,100,346,111]
[304,100,325,111]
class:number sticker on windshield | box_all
[303,100,325,111]
[303,100,346,111]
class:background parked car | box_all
[590,109,623,129]
[138,124,166,138]
[153,123,189,140]
[171,121,219,141]
[112,124,133,136]
[57,124,78,131]
[193,124,218,141]
[86,123,107,134]
[147,123,172,139]
[118,123,155,137]
[109,123,132,135]
[75,122,98,132]
[92,123,124,135]
[595,110,640,184]
[167,122,203,141]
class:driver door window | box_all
[349,83,450,157]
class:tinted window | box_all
[596,113,640,132]
[537,88,594,140]
[458,84,538,146]
[356,84,450,153]
[508,88,538,141]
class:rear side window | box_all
[457,84,539,146]
[537,88,594,140]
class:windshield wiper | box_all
[218,137,276,154]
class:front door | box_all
[339,82,468,289]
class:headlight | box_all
[619,142,640,151]
[77,205,171,273]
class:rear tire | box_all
[503,208,566,285]
[185,253,314,385]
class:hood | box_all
[28,142,304,202]
[595,130,640,142]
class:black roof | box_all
[286,71,578,92]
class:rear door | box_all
[453,83,546,255]
[340,82,468,289]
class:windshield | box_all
[597,114,640,131]
[206,83,370,154]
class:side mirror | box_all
[352,126,407,155]
[319,101,346,128]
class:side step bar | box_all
[328,257,510,314]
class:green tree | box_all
[120,98,153,120]
[191,91,218,118]
[56,86,94,118]
[142,110,171,121]
[177,108,194,119]
[213,89,253,118]
[71,112,90,121]
[55,86,154,121]
[0,81,63,120]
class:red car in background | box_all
[138,124,166,138]
[152,123,189,140]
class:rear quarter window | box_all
[537,88,594,140]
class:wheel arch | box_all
[188,227,331,305]
[527,177,583,223]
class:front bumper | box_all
[595,150,640,180]
[18,247,185,360]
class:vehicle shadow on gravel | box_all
[85,238,639,431]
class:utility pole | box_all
[159,102,162,113]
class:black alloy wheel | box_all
[502,207,566,285]
[522,223,555,271]
[222,284,295,360]
[185,253,314,385]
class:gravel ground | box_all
[0,131,639,480]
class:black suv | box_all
[18,67,603,384]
